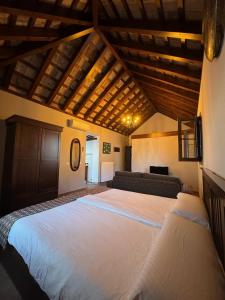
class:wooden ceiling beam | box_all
[122,54,201,83]
[0,27,94,67]
[93,78,133,122]
[63,45,109,111]
[94,28,156,111]
[121,0,133,19]
[47,34,93,105]
[147,93,197,115]
[0,26,60,42]
[113,102,153,132]
[98,25,202,41]
[106,90,143,127]
[131,69,199,93]
[73,60,116,116]
[101,86,140,125]
[92,0,99,26]
[28,48,57,98]
[111,40,203,65]
[144,87,198,111]
[0,2,92,26]
[137,78,199,102]
[156,103,194,119]
[84,69,124,118]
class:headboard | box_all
[202,168,225,269]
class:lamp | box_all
[122,114,140,128]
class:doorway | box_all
[85,134,100,184]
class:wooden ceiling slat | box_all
[0,26,60,42]
[94,78,133,122]
[120,0,133,19]
[63,45,108,111]
[84,69,125,119]
[105,88,142,127]
[94,28,156,111]
[28,48,57,98]
[3,64,16,89]
[98,25,203,41]
[93,0,99,26]
[147,92,197,115]
[137,78,199,102]
[47,34,93,105]
[138,0,148,20]
[112,101,153,131]
[0,2,92,26]
[132,69,199,93]
[123,55,201,83]
[101,86,139,125]
[110,97,151,130]
[155,0,166,25]
[0,27,94,67]
[111,40,203,65]
[73,60,116,115]
[156,103,194,119]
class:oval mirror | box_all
[70,138,81,171]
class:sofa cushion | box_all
[115,171,143,178]
[112,176,180,198]
[143,173,182,189]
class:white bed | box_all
[7,189,225,300]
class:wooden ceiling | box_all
[0,0,204,135]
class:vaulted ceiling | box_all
[0,0,204,135]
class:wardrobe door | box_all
[38,128,60,201]
[12,123,41,210]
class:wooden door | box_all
[38,128,60,200]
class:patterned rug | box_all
[0,185,110,249]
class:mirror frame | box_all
[70,138,81,171]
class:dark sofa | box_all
[107,171,182,198]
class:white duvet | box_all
[8,190,174,300]
[7,190,225,300]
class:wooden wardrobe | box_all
[1,115,63,214]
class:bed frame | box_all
[202,168,225,269]
[0,168,224,299]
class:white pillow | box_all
[131,214,225,300]
[171,192,209,227]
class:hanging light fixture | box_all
[122,114,140,128]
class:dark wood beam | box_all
[0,1,92,26]
[47,34,93,105]
[73,60,116,116]
[94,78,133,122]
[28,48,57,98]
[121,0,133,19]
[111,40,203,65]
[0,26,60,41]
[138,0,148,20]
[131,69,200,93]
[101,86,140,125]
[122,54,201,83]
[155,103,194,119]
[84,69,125,119]
[106,90,143,127]
[137,77,199,101]
[92,0,99,26]
[3,64,16,89]
[147,93,197,115]
[94,28,156,111]
[0,27,94,67]
[63,46,108,111]
[98,25,203,41]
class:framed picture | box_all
[103,142,111,154]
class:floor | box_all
[0,183,107,300]
[0,263,22,300]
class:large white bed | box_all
[6,189,225,300]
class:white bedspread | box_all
[8,191,174,300]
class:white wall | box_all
[86,139,99,183]
[131,113,199,192]
[198,46,225,187]
[0,90,128,195]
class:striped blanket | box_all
[0,186,110,249]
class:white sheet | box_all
[8,191,172,300]
[130,213,225,300]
